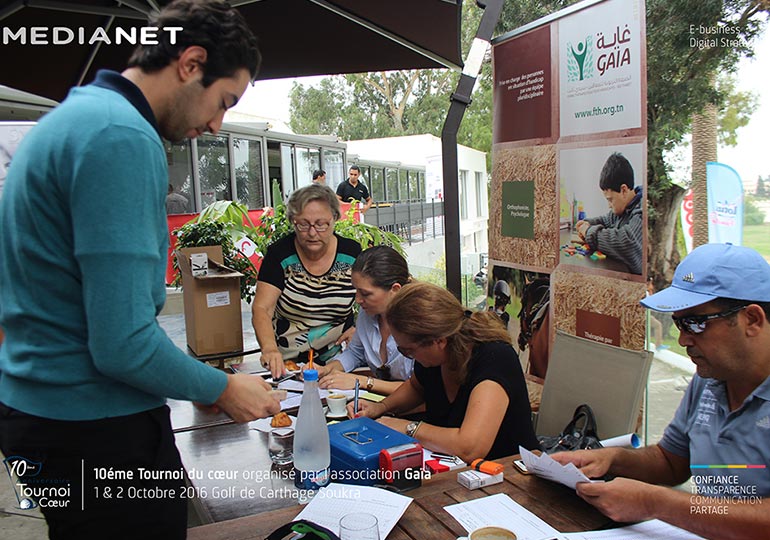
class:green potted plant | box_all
[172,184,403,303]
[172,215,259,303]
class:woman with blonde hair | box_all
[352,282,539,461]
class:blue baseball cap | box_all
[641,243,770,312]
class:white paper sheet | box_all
[519,446,600,490]
[560,519,706,540]
[295,483,412,538]
[444,493,560,540]
[279,392,303,411]
[276,379,357,399]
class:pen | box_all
[430,452,461,464]
[308,348,314,370]
[353,378,360,416]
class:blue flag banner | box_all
[707,162,743,245]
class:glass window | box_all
[164,140,194,214]
[418,172,426,201]
[324,149,345,190]
[358,165,371,197]
[280,144,295,199]
[398,169,408,201]
[296,146,320,189]
[475,171,486,218]
[408,170,420,200]
[233,137,265,210]
[386,168,399,202]
[197,134,231,208]
[460,170,468,220]
[371,167,385,202]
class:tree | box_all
[756,175,767,198]
[497,0,766,285]
[717,76,758,147]
[289,2,483,140]
[289,0,768,285]
[644,0,766,286]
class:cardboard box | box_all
[175,246,244,356]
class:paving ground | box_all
[0,305,694,539]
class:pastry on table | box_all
[284,360,300,371]
[270,412,292,428]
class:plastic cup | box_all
[339,512,380,540]
[268,428,294,466]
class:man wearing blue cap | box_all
[553,243,770,540]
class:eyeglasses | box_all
[293,221,331,233]
[671,305,748,335]
[396,341,432,360]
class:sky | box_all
[230,75,325,131]
[232,27,770,194]
[716,28,770,193]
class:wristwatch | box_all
[365,377,374,392]
[405,420,423,438]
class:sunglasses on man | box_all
[671,305,747,335]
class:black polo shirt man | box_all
[336,165,373,213]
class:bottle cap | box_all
[303,369,318,381]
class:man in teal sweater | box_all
[0,1,281,538]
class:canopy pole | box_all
[441,0,504,301]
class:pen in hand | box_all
[353,378,360,416]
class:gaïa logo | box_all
[595,24,632,76]
[567,36,594,82]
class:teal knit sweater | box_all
[0,75,227,420]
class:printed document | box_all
[445,493,560,540]
[295,483,411,538]
[519,446,600,490]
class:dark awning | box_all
[1,0,463,102]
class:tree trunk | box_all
[691,102,718,248]
[648,182,686,290]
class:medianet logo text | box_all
[3,26,183,46]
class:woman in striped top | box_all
[252,185,361,379]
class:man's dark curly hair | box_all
[127,0,260,87]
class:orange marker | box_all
[470,458,504,476]
[308,348,314,370]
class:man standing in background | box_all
[336,164,373,213]
[312,169,326,185]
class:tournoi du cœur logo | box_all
[3,455,73,510]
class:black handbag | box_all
[265,519,341,540]
[537,404,603,454]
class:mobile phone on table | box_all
[513,459,531,475]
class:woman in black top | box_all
[352,282,539,461]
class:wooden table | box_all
[169,377,555,528]
[186,456,614,540]
[169,404,614,538]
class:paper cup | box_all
[327,393,348,416]
[467,526,517,540]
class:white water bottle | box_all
[293,369,330,491]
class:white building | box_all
[346,134,489,274]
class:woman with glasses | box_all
[352,282,540,461]
[312,246,414,395]
[252,184,361,378]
